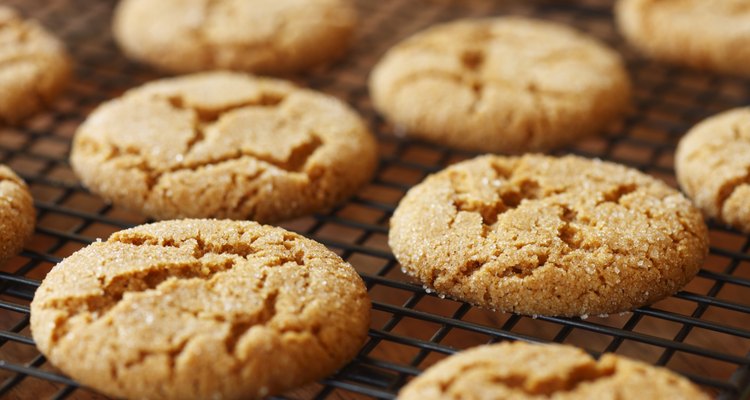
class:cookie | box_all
[389,154,708,317]
[30,219,371,400]
[675,108,750,233]
[369,17,631,154]
[0,165,35,263]
[616,0,750,77]
[70,71,378,223]
[398,342,709,399]
[113,0,357,74]
[0,6,71,124]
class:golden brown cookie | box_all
[0,165,35,263]
[398,342,709,399]
[30,219,371,400]
[389,154,708,317]
[70,71,378,223]
[0,6,71,124]
[369,17,631,153]
[616,0,750,77]
[675,108,750,233]
[113,0,357,74]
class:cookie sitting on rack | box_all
[675,107,750,233]
[0,165,35,264]
[398,342,709,399]
[113,0,357,74]
[369,17,631,154]
[389,154,708,317]
[0,6,70,124]
[30,219,371,400]
[616,0,750,77]
[70,71,378,223]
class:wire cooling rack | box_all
[0,0,749,399]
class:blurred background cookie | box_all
[676,107,750,233]
[113,0,357,74]
[0,6,70,124]
[369,17,631,153]
[0,165,35,264]
[616,0,750,77]
[70,71,378,223]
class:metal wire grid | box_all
[0,0,748,398]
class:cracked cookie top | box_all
[0,6,70,123]
[0,165,35,263]
[30,219,371,400]
[369,17,631,153]
[397,342,709,399]
[616,0,750,77]
[70,71,378,223]
[113,0,357,74]
[675,107,750,233]
[389,154,708,317]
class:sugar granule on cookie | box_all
[70,71,378,223]
[676,107,750,233]
[398,342,709,399]
[0,6,70,124]
[369,17,631,153]
[30,219,371,400]
[389,154,708,317]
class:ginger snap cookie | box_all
[0,6,70,124]
[675,108,750,233]
[398,342,709,399]
[616,0,750,77]
[113,0,357,74]
[30,219,371,400]
[70,71,378,223]
[389,154,708,317]
[0,165,35,263]
[369,17,631,154]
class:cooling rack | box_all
[0,0,749,399]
